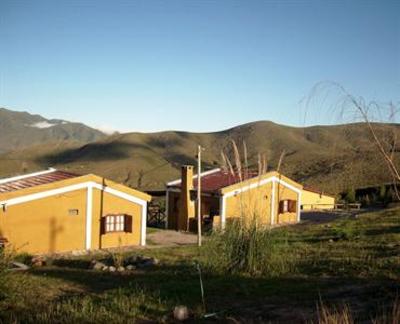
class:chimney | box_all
[178,165,195,230]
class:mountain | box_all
[0,108,106,153]
[1,120,399,194]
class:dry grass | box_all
[317,302,354,324]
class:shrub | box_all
[202,218,296,276]
[344,188,356,204]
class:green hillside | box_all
[1,120,399,193]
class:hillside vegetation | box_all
[1,120,399,193]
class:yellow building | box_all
[301,187,335,210]
[0,168,151,254]
[166,166,303,230]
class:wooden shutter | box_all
[278,200,284,214]
[100,217,106,235]
[124,215,133,233]
[288,200,297,213]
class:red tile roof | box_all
[0,170,79,194]
[169,169,260,193]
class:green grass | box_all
[1,208,399,323]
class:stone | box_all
[102,266,109,271]
[117,266,125,272]
[109,266,116,272]
[92,261,106,270]
[138,257,159,268]
[126,264,136,271]
[173,305,189,321]
[31,256,46,267]
[10,261,29,271]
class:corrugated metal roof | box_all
[0,170,79,194]
[169,169,260,193]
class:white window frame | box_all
[105,214,125,233]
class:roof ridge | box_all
[0,168,57,185]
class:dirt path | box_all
[147,229,198,247]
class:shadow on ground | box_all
[28,262,399,323]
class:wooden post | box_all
[197,145,202,247]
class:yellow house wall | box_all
[301,190,335,210]
[0,176,149,254]
[225,182,272,224]
[223,176,300,225]
[92,189,142,249]
[0,189,87,254]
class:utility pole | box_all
[197,145,202,247]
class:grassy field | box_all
[1,208,399,323]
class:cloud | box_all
[30,121,58,129]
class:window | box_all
[101,214,132,234]
[68,209,79,216]
[279,200,297,213]
[283,200,289,213]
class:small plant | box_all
[110,238,125,268]
[317,302,353,324]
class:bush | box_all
[202,218,296,276]
[344,188,356,204]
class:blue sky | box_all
[1,0,399,133]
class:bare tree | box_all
[308,81,400,200]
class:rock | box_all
[10,261,29,271]
[71,250,88,256]
[102,266,109,271]
[173,305,189,321]
[92,261,106,270]
[31,256,46,267]
[126,264,136,271]
[117,266,125,272]
[138,257,159,268]
[329,239,334,243]
[109,266,116,272]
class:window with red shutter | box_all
[124,215,133,233]
[288,200,297,213]
[100,217,106,235]
[279,200,293,213]
[101,214,132,233]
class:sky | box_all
[0,0,399,133]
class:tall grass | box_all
[202,219,296,276]
[316,298,400,324]
[317,302,353,324]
